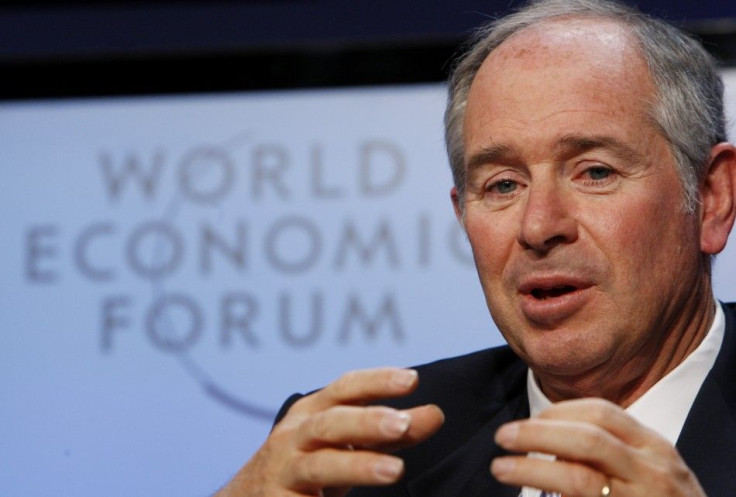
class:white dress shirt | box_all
[520,301,725,497]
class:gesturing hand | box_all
[216,367,444,497]
[490,398,706,497]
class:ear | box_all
[450,186,464,225]
[700,142,736,255]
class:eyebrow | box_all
[555,134,644,163]
[465,143,519,173]
[464,134,644,174]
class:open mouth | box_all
[518,278,592,322]
[530,285,578,300]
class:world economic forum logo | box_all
[24,132,474,421]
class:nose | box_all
[517,181,578,253]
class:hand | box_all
[490,398,706,497]
[215,367,445,497]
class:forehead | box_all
[463,18,657,151]
[490,17,638,71]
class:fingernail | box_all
[374,458,404,482]
[380,411,411,436]
[491,458,515,477]
[391,369,417,388]
[495,423,519,446]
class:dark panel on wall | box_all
[1,0,735,99]
[1,1,735,61]
[0,42,460,99]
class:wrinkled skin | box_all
[215,17,736,497]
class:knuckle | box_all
[580,429,607,455]
[288,395,312,415]
[649,468,676,494]
[672,461,693,481]
[293,393,314,408]
[292,454,323,485]
[650,457,691,493]
[586,400,611,424]
[268,423,295,447]
[568,466,598,496]
[287,391,328,418]
[272,408,307,435]
[308,413,333,442]
[332,370,358,397]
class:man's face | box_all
[458,19,710,398]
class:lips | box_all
[518,276,594,325]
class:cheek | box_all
[465,214,516,285]
[584,192,697,290]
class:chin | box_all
[523,337,612,377]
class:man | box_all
[216,0,736,495]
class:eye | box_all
[575,163,618,191]
[488,179,518,194]
[585,166,612,181]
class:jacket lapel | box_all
[676,302,736,497]
[407,389,528,497]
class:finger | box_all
[296,406,413,450]
[286,448,405,491]
[295,368,419,414]
[491,455,618,497]
[494,418,635,477]
[536,398,655,448]
[296,404,445,452]
[368,404,445,452]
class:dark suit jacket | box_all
[276,302,736,497]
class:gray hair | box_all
[445,0,726,212]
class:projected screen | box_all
[3,73,736,496]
